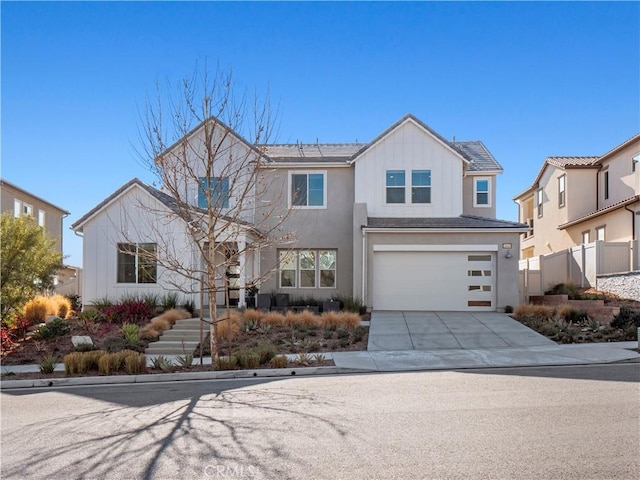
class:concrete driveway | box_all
[368,311,556,351]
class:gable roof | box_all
[349,113,471,166]
[366,215,527,230]
[0,178,70,215]
[159,116,271,164]
[71,178,257,233]
[513,156,600,200]
[596,133,640,165]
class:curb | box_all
[0,366,366,390]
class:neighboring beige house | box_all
[0,178,82,297]
[1,178,69,253]
[73,114,527,312]
[513,133,640,259]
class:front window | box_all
[582,231,590,244]
[558,175,566,208]
[291,172,325,207]
[596,226,606,242]
[537,189,543,218]
[474,178,490,207]
[279,249,337,288]
[386,170,405,204]
[411,170,431,204]
[117,243,157,283]
[198,177,230,209]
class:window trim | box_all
[581,230,590,244]
[278,249,337,289]
[595,226,606,242]
[198,176,230,209]
[410,169,432,204]
[117,242,158,284]
[536,189,543,218]
[385,170,406,204]
[288,170,327,209]
[558,174,566,208]
[473,177,491,208]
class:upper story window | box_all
[117,243,157,284]
[603,171,609,200]
[386,170,405,204]
[386,169,432,204]
[596,226,606,242]
[38,210,46,227]
[633,154,639,173]
[411,170,431,204]
[536,189,543,218]
[198,177,230,209]
[558,175,566,208]
[290,172,325,208]
[474,177,491,207]
[279,249,337,288]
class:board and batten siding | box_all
[81,185,197,306]
[354,119,464,218]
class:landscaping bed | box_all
[514,285,640,344]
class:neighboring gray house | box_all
[72,114,527,312]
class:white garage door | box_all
[372,251,496,311]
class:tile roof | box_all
[263,143,363,162]
[262,115,502,172]
[558,195,640,229]
[366,215,527,229]
[546,156,599,168]
[452,141,503,172]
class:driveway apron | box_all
[367,311,555,351]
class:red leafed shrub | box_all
[1,326,13,352]
[102,301,155,325]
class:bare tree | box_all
[133,65,293,359]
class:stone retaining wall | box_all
[596,271,640,301]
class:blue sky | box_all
[2,1,639,268]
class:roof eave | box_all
[558,195,640,230]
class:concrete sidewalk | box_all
[1,342,638,389]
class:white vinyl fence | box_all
[519,240,638,304]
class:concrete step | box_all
[145,341,200,355]
[159,332,203,341]
[173,318,209,328]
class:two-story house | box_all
[513,133,640,260]
[72,114,527,312]
[0,179,82,297]
[1,178,69,253]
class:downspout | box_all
[624,203,636,241]
[361,228,367,308]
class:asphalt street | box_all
[1,364,638,480]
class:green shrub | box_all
[150,355,173,371]
[335,295,364,313]
[175,353,194,368]
[253,341,277,365]
[353,325,367,343]
[181,300,196,315]
[545,283,579,300]
[121,323,140,343]
[101,335,142,353]
[39,354,58,374]
[159,292,180,312]
[611,308,640,329]
[92,296,113,312]
[336,328,350,340]
[234,351,261,369]
[35,317,70,339]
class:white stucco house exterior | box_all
[72,114,527,312]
